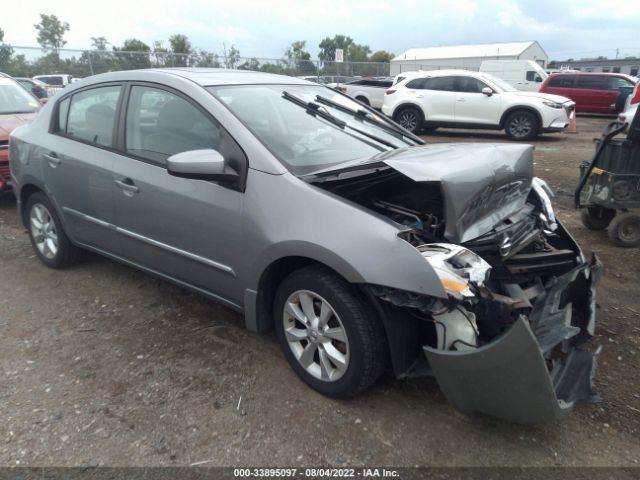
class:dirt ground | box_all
[1,116,639,468]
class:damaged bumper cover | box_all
[424,254,602,423]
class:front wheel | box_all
[581,207,616,230]
[273,266,388,398]
[26,192,80,268]
[608,212,640,248]
[505,110,539,141]
[394,107,423,134]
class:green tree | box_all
[0,27,4,42]
[238,57,261,71]
[194,49,221,68]
[285,40,310,63]
[0,27,14,71]
[91,36,109,50]
[34,14,70,52]
[368,50,394,63]
[113,39,151,70]
[224,44,240,69]
[169,34,192,67]
[318,34,354,62]
[347,43,371,62]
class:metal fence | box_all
[0,45,391,80]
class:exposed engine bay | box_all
[309,144,602,422]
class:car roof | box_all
[549,71,629,77]
[399,69,478,79]
[83,68,312,86]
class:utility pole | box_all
[616,48,619,59]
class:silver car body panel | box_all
[9,69,602,423]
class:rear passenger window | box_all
[125,86,220,164]
[64,85,121,146]
[575,76,608,90]
[424,77,456,91]
[405,78,425,89]
[548,76,575,88]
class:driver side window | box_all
[125,86,221,164]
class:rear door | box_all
[111,83,247,303]
[574,75,615,113]
[406,76,456,122]
[453,76,502,125]
[42,83,122,252]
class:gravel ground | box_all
[1,115,639,467]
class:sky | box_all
[2,0,640,61]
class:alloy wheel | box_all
[282,290,349,382]
[30,203,58,259]
[508,115,533,138]
[397,111,418,131]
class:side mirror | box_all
[535,76,543,83]
[39,98,48,105]
[482,87,493,96]
[167,149,238,182]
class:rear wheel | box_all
[355,96,370,106]
[273,266,387,398]
[505,110,539,141]
[26,192,80,268]
[608,212,640,248]
[581,207,616,230]
[395,107,423,134]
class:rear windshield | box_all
[0,78,40,114]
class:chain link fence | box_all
[0,45,391,81]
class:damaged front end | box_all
[311,143,602,423]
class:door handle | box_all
[43,152,61,167]
[115,179,140,195]
[457,98,466,102]
[416,94,424,98]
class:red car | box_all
[539,72,636,114]
[0,74,41,192]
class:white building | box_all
[390,41,548,75]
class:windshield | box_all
[0,79,40,114]
[208,84,417,175]
[477,72,518,92]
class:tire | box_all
[505,110,539,141]
[581,207,616,230]
[355,96,370,106]
[25,192,80,268]
[608,212,640,248]
[394,107,423,134]
[273,266,388,398]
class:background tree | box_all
[34,14,70,53]
[317,34,354,62]
[169,34,192,67]
[91,36,109,51]
[284,40,314,75]
[113,38,151,70]
[0,27,14,72]
[224,44,240,69]
[368,50,394,63]
[347,43,371,62]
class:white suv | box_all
[382,70,575,140]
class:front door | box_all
[453,76,502,125]
[111,84,247,304]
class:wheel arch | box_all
[391,102,425,121]
[247,254,366,335]
[499,105,543,130]
[19,182,46,227]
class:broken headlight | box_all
[418,244,491,300]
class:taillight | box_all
[339,86,347,93]
[386,89,396,95]
[631,87,640,105]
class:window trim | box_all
[116,81,250,192]
[49,81,126,154]
[117,81,227,168]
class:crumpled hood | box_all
[379,143,534,243]
[510,91,573,104]
[0,113,37,141]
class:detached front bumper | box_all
[424,254,602,423]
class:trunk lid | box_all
[379,143,534,243]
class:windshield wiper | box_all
[314,95,424,144]
[282,91,397,149]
